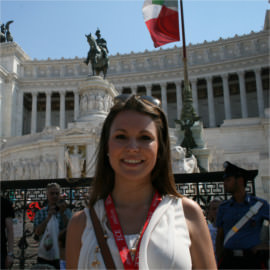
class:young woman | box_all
[66,95,217,269]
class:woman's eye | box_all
[140,135,152,141]
[115,134,126,140]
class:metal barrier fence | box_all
[1,170,257,269]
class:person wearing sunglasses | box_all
[66,95,216,269]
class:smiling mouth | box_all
[123,159,143,164]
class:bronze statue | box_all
[5,20,14,42]
[95,28,109,59]
[0,23,6,43]
[0,21,14,43]
[84,29,109,78]
[175,83,200,158]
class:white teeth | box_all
[124,159,141,164]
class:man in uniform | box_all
[216,161,269,269]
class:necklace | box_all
[129,229,143,260]
[102,213,142,261]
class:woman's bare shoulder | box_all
[181,197,205,222]
[68,209,86,229]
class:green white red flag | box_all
[142,0,180,48]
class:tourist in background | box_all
[206,199,222,257]
[66,95,217,269]
[216,161,269,269]
[34,183,72,269]
[1,195,15,269]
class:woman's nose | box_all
[126,138,139,151]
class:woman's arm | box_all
[66,210,86,270]
[182,197,217,270]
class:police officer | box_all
[216,161,269,269]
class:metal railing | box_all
[1,170,257,269]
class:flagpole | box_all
[179,0,189,87]
[177,0,200,157]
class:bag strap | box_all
[224,201,264,245]
[89,206,116,270]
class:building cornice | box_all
[0,42,31,61]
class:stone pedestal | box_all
[192,148,211,172]
[69,76,118,128]
[175,120,210,172]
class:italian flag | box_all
[142,0,180,48]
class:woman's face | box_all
[108,110,159,185]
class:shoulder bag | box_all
[89,206,116,270]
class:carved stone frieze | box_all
[78,76,118,121]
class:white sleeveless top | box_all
[78,195,192,269]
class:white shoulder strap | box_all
[224,201,264,246]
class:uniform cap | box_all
[223,161,248,181]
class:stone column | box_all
[60,91,66,129]
[86,143,96,177]
[45,91,52,127]
[74,91,80,121]
[175,81,182,119]
[145,84,152,96]
[58,146,65,178]
[206,76,216,127]
[131,86,137,95]
[16,90,24,136]
[255,68,264,117]
[31,92,38,134]
[221,73,231,119]
[160,83,167,115]
[190,78,199,115]
[238,71,248,118]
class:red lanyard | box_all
[104,191,162,270]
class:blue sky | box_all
[1,0,269,60]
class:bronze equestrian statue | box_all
[84,29,109,79]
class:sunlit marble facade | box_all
[1,11,269,199]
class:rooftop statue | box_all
[0,24,5,43]
[0,20,14,43]
[84,28,109,79]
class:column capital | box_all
[237,70,245,77]
[60,91,66,96]
[221,73,229,80]
[254,67,261,75]
[206,75,213,82]
[175,80,182,87]
[32,92,38,97]
[45,91,52,97]
[160,82,167,88]
[189,77,197,84]
[145,83,152,89]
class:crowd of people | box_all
[1,95,269,270]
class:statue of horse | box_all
[84,33,109,79]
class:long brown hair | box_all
[89,95,181,206]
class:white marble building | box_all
[0,11,269,199]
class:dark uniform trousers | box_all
[218,249,268,270]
